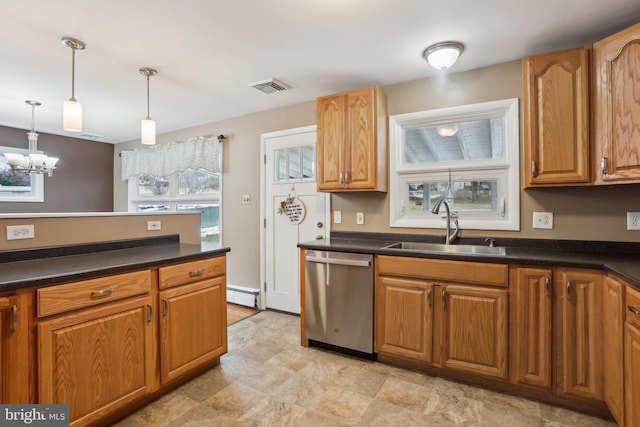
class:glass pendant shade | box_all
[63,99,82,132]
[141,118,156,145]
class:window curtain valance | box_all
[121,135,221,181]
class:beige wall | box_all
[0,213,201,250]
[112,59,640,291]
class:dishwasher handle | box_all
[305,255,371,268]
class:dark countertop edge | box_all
[298,232,640,289]
[0,240,230,292]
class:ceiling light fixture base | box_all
[60,37,86,51]
[423,41,464,70]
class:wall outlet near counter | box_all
[532,212,553,229]
[147,221,161,231]
[356,212,365,225]
[7,224,35,240]
[334,211,342,224]
[627,212,640,230]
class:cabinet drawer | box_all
[377,256,508,287]
[159,256,225,289]
[37,270,151,318]
[627,286,640,329]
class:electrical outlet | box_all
[6,224,35,240]
[532,212,553,229]
[356,212,365,225]
[242,194,250,204]
[334,211,342,224]
[627,212,640,230]
[147,221,161,231]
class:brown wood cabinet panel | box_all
[159,277,227,384]
[523,46,591,186]
[440,285,508,379]
[0,291,29,404]
[603,276,625,426]
[375,276,432,361]
[556,269,603,401]
[626,285,640,329]
[159,256,226,289]
[316,93,346,191]
[38,295,155,426]
[593,22,640,184]
[624,321,640,427]
[37,270,151,317]
[512,267,553,389]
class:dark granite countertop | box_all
[0,235,230,292]
[298,232,640,289]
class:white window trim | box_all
[0,146,44,202]
[389,98,520,231]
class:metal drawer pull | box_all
[162,299,168,317]
[427,289,432,307]
[147,304,153,323]
[545,277,550,297]
[629,305,640,315]
[566,281,572,300]
[442,290,447,310]
[91,288,115,298]
[189,269,205,277]
[11,306,18,332]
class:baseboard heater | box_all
[226,284,259,309]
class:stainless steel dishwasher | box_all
[304,250,374,356]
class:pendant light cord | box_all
[70,46,76,101]
[146,74,151,119]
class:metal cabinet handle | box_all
[339,172,344,184]
[345,171,351,184]
[189,269,205,277]
[427,289,432,307]
[531,161,538,178]
[91,288,114,298]
[545,277,550,297]
[442,289,447,310]
[162,299,168,317]
[11,306,18,332]
[147,304,153,323]
[566,281,572,300]
[601,157,608,175]
[629,305,640,315]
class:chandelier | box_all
[3,100,59,176]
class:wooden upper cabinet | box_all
[316,86,387,192]
[523,46,591,186]
[593,22,640,184]
[556,269,604,401]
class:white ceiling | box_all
[1,0,639,144]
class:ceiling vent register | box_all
[249,78,291,94]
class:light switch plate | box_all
[532,212,553,229]
[334,211,342,224]
[147,221,161,231]
[242,194,250,204]
[356,212,365,225]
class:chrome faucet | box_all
[431,198,459,245]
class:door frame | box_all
[259,125,330,310]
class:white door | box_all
[261,126,329,313]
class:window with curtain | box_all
[121,135,222,242]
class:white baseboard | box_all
[226,284,259,309]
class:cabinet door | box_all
[523,46,591,186]
[345,87,378,190]
[593,22,640,184]
[602,276,625,426]
[38,295,155,425]
[625,322,640,427]
[557,270,603,400]
[159,277,227,384]
[375,276,432,362]
[0,292,29,404]
[440,285,508,379]
[512,267,553,389]
[317,93,346,191]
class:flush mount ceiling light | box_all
[139,67,158,145]
[3,101,59,176]
[61,36,86,132]
[423,41,464,70]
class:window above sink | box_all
[389,98,520,231]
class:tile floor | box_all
[114,311,616,426]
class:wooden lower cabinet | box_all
[38,295,155,426]
[624,321,640,426]
[0,291,29,403]
[440,285,508,379]
[556,269,603,401]
[375,276,433,362]
[511,267,553,389]
[603,276,625,426]
[159,277,227,383]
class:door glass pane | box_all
[177,203,220,242]
[275,149,287,182]
[288,147,300,180]
[137,174,170,197]
[178,168,220,195]
[408,180,498,213]
[302,145,315,179]
[404,117,504,164]
[136,204,170,212]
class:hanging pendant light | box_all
[139,67,158,145]
[2,101,59,176]
[61,36,86,132]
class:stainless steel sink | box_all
[383,241,506,256]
